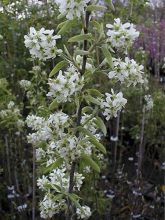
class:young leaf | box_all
[82,106,93,114]
[77,127,106,154]
[86,88,103,97]
[63,45,72,59]
[88,137,106,154]
[43,158,64,174]
[49,99,59,111]
[94,116,107,136]
[84,95,101,105]
[105,0,115,11]
[75,50,89,56]
[49,60,68,77]
[57,20,76,35]
[81,154,100,173]
[101,46,113,68]
[68,34,92,43]
[68,194,82,209]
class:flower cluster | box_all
[106,18,139,50]
[0,101,24,129]
[19,80,32,91]
[144,95,153,111]
[24,27,61,60]
[54,0,91,20]
[37,168,84,192]
[101,90,127,120]
[47,65,84,103]
[26,111,69,146]
[40,193,65,219]
[76,205,91,219]
[108,57,144,87]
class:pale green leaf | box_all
[49,99,59,111]
[43,158,63,174]
[49,60,68,77]
[101,46,113,68]
[81,154,100,173]
[94,116,107,136]
[68,34,92,43]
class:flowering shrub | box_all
[23,1,149,218]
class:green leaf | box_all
[53,194,64,201]
[68,34,92,43]
[105,0,115,11]
[63,45,72,59]
[75,50,89,56]
[43,158,63,174]
[49,60,68,77]
[77,127,106,154]
[87,5,107,12]
[57,20,76,35]
[68,194,82,209]
[57,20,68,30]
[49,99,59,111]
[94,116,107,136]
[101,46,113,68]
[88,137,106,154]
[91,20,101,31]
[84,95,101,105]
[86,89,103,97]
[81,154,100,173]
[82,106,93,114]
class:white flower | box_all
[19,80,31,90]
[144,95,153,111]
[40,194,65,219]
[101,90,127,120]
[54,0,91,20]
[7,101,15,109]
[108,57,144,87]
[24,27,61,60]
[37,176,49,190]
[106,18,139,50]
[36,148,46,160]
[47,65,84,103]
[76,205,91,219]
[26,115,46,131]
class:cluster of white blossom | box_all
[19,80,32,91]
[26,111,70,146]
[100,90,127,120]
[54,0,91,20]
[108,57,144,86]
[37,167,87,219]
[144,95,153,111]
[106,18,139,50]
[26,110,102,166]
[37,168,84,192]
[40,193,65,219]
[47,65,84,103]
[24,27,62,60]
[26,107,104,218]
[0,101,24,129]
[76,205,92,219]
